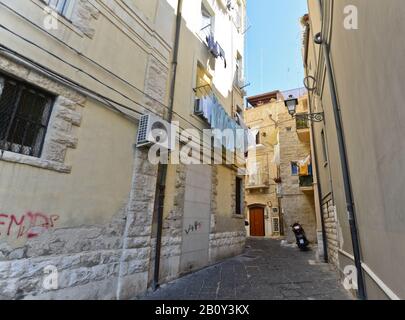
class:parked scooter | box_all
[291,222,309,251]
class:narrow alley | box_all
[141,239,351,300]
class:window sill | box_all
[0,151,71,173]
[232,214,245,219]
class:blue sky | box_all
[245,0,308,96]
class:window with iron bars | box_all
[0,73,54,158]
[42,0,76,19]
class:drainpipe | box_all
[302,17,328,263]
[314,32,366,300]
[307,89,328,263]
[152,0,183,291]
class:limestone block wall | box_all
[278,108,317,244]
[281,194,317,243]
[209,231,246,263]
[0,146,159,300]
[209,167,246,263]
[149,164,187,284]
[0,56,84,174]
[322,199,340,268]
[0,45,167,299]
[71,0,100,38]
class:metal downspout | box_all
[314,32,366,300]
[152,0,183,291]
[307,88,328,263]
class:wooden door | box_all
[250,207,265,237]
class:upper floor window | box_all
[235,52,244,88]
[291,161,299,176]
[0,73,54,158]
[201,2,214,37]
[236,0,243,32]
[43,0,76,19]
[255,131,261,145]
[235,105,243,124]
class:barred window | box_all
[0,74,54,158]
[43,0,76,19]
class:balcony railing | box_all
[246,171,270,188]
[299,175,313,188]
[296,114,310,130]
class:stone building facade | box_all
[277,90,317,244]
[0,0,248,300]
[244,90,320,244]
[244,91,282,238]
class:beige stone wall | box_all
[0,0,248,299]
[0,0,173,299]
[322,198,339,268]
[244,101,280,237]
[278,97,317,243]
[244,97,317,242]
[306,0,405,299]
[157,0,248,279]
[209,166,246,262]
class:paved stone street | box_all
[141,238,352,300]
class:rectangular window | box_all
[201,2,214,37]
[256,131,261,145]
[0,73,54,158]
[195,64,212,98]
[235,1,243,32]
[235,177,243,215]
[43,0,76,19]
[235,52,243,87]
[291,161,299,176]
[235,105,243,124]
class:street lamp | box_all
[283,95,324,122]
[284,95,298,116]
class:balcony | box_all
[296,114,310,142]
[299,175,314,193]
[246,171,270,190]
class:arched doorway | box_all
[249,207,265,237]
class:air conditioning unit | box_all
[272,207,279,214]
[136,114,175,150]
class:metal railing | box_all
[299,175,314,188]
[247,171,270,188]
[296,114,310,130]
[0,75,53,158]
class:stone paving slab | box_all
[140,239,353,300]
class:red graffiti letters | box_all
[0,212,60,239]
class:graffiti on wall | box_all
[0,212,60,240]
[184,221,202,235]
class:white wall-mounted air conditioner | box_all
[136,114,175,150]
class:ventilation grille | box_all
[137,114,149,145]
[272,217,280,233]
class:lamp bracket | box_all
[295,112,324,123]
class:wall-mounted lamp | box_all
[284,95,324,122]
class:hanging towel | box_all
[218,45,227,68]
[298,155,311,176]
